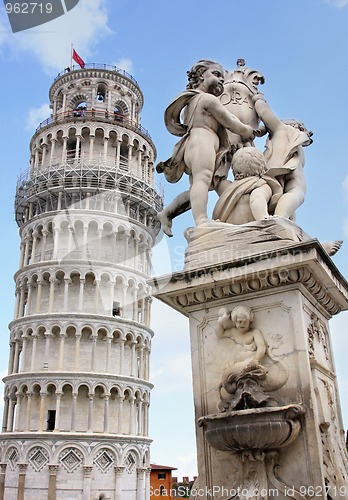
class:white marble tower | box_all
[0,63,162,499]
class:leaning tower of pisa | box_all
[0,63,162,499]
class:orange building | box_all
[150,464,177,499]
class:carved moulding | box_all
[198,405,308,500]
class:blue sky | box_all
[0,0,348,479]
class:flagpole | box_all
[70,43,73,69]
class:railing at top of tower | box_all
[35,109,152,141]
[54,63,138,85]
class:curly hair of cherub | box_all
[231,306,254,324]
[232,147,266,180]
[186,59,223,89]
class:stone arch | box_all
[122,446,141,469]
[113,99,128,116]
[69,94,88,110]
[24,442,53,466]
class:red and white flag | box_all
[72,48,85,68]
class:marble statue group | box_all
[156,58,313,237]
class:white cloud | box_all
[26,103,51,130]
[0,0,112,74]
[326,0,348,7]
[343,175,348,195]
[113,58,134,75]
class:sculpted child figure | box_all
[156,59,254,235]
[253,93,313,219]
[215,305,288,410]
[216,306,267,385]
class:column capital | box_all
[114,466,125,476]
[83,465,93,477]
[18,463,28,474]
[48,464,59,475]
[0,463,7,474]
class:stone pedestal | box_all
[153,239,348,500]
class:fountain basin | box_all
[197,404,305,453]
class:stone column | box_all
[114,466,125,500]
[103,136,109,161]
[117,396,124,434]
[103,394,110,433]
[61,136,68,162]
[31,333,39,370]
[53,228,60,259]
[63,278,71,311]
[14,393,23,431]
[78,277,85,311]
[26,283,33,315]
[145,468,151,500]
[75,135,81,160]
[8,342,15,375]
[116,140,122,169]
[48,278,56,313]
[49,138,57,164]
[13,339,20,373]
[17,463,27,500]
[6,394,16,432]
[87,394,94,433]
[20,335,28,372]
[83,466,93,500]
[0,464,7,500]
[54,392,62,432]
[44,332,53,370]
[31,232,38,264]
[106,334,112,373]
[41,143,47,165]
[58,332,67,370]
[2,397,9,432]
[137,149,142,177]
[127,144,133,169]
[94,279,100,314]
[119,338,125,373]
[18,286,25,318]
[90,334,97,372]
[38,392,47,431]
[89,135,95,161]
[129,396,136,435]
[143,402,149,437]
[75,332,81,371]
[48,465,59,500]
[71,393,77,431]
[136,468,146,500]
[25,393,32,431]
[35,280,43,314]
[40,229,48,261]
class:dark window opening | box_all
[158,473,166,480]
[112,301,121,317]
[47,410,56,431]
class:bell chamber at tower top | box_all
[15,64,163,228]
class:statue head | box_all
[232,147,266,180]
[186,59,224,90]
[231,306,254,324]
[282,119,313,145]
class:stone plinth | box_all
[153,239,348,500]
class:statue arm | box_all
[253,94,284,134]
[204,95,254,141]
[216,308,234,338]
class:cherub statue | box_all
[156,59,254,236]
